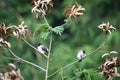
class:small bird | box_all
[77,50,86,62]
[37,43,49,54]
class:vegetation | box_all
[0,0,120,80]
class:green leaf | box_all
[52,26,64,36]
[72,69,103,80]
[40,31,50,39]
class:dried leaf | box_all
[110,51,118,54]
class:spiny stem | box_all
[22,37,48,58]
[8,48,46,72]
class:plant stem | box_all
[43,17,53,80]
[0,54,18,60]
[33,24,48,36]
[86,35,107,57]
[48,35,107,77]
[22,37,48,58]
[8,48,46,72]
[45,32,53,80]
[44,17,50,27]
[48,60,79,78]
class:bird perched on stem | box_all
[37,43,49,54]
[77,50,86,62]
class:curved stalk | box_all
[22,37,48,58]
[8,48,46,72]
[44,17,50,27]
[86,35,107,57]
[48,60,78,78]
[48,35,107,77]
[0,54,18,60]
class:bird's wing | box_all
[41,46,49,52]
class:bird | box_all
[77,50,86,62]
[37,43,49,54]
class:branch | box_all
[33,24,48,37]
[48,60,78,78]
[0,54,18,60]
[44,17,53,80]
[45,32,53,80]
[48,35,107,77]
[22,37,48,58]
[8,48,46,72]
[86,35,107,57]
[60,18,71,27]
[44,17,50,28]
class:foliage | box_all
[71,69,103,80]
[0,0,120,80]
[52,26,64,36]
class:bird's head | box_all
[83,50,85,54]
[38,43,42,46]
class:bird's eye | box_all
[38,43,41,46]
[83,50,85,53]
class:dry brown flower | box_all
[0,22,12,39]
[0,63,24,80]
[98,56,120,80]
[13,21,28,38]
[64,2,85,20]
[32,0,53,18]
[0,22,12,48]
[98,22,116,34]
[0,37,11,48]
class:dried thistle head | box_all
[0,22,12,39]
[0,63,24,80]
[98,55,120,80]
[98,22,116,34]
[13,21,28,38]
[32,0,53,18]
[0,37,11,48]
[64,2,85,20]
[0,22,12,49]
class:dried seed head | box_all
[98,22,116,34]
[65,2,85,20]
[0,37,11,48]
[13,21,28,38]
[0,22,12,49]
[32,0,53,18]
[0,22,12,39]
[99,56,120,80]
[0,63,24,80]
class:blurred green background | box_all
[0,0,120,80]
